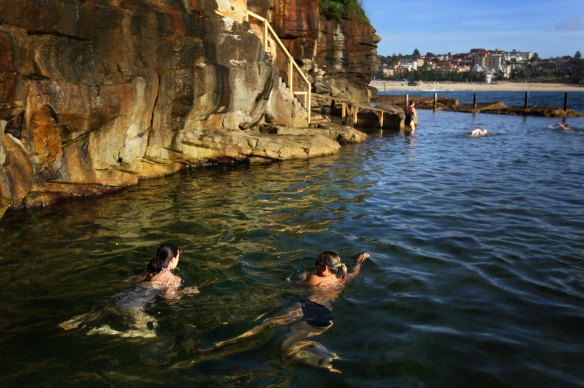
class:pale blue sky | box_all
[362,0,584,58]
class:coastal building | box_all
[400,59,418,71]
[375,47,565,82]
[504,49,533,62]
[488,53,504,70]
[471,64,486,73]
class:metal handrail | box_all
[247,10,311,124]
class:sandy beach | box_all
[370,80,584,92]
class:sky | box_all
[362,0,584,58]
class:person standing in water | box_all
[206,250,370,373]
[60,242,198,337]
[404,100,417,135]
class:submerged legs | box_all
[205,302,341,373]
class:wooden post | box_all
[524,91,529,109]
[563,93,569,111]
[288,61,293,94]
[473,92,477,108]
[378,111,384,128]
[353,106,359,127]
[405,94,409,110]
[307,89,311,124]
[341,102,347,124]
[433,93,438,110]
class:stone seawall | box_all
[374,95,584,117]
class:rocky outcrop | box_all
[248,0,379,103]
[315,18,380,102]
[0,0,374,216]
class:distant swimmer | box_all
[470,128,488,137]
[59,242,199,338]
[554,123,570,129]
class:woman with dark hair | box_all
[141,242,186,298]
[147,242,180,279]
[60,242,198,337]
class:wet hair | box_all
[409,100,415,106]
[146,242,179,281]
[315,250,348,279]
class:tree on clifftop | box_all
[318,0,370,24]
[412,48,421,58]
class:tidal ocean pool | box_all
[1,110,583,386]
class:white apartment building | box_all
[400,60,418,71]
[503,50,532,62]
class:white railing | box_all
[247,10,311,124]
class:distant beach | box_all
[370,80,584,92]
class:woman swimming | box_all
[59,242,198,338]
[470,128,488,137]
[553,122,570,130]
[205,251,369,373]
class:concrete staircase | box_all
[247,11,399,130]
[247,11,312,125]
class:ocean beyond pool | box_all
[378,89,584,112]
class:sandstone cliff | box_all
[249,0,380,102]
[0,0,376,217]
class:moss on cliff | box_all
[318,0,370,24]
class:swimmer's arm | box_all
[163,287,180,299]
[292,271,312,286]
[164,276,200,299]
[166,286,199,300]
[181,286,200,295]
[343,252,370,283]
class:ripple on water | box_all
[1,112,584,385]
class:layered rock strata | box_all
[249,0,380,103]
[0,0,376,216]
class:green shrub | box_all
[318,0,370,24]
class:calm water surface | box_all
[1,111,584,386]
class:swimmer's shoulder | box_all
[301,274,322,286]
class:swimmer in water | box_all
[554,122,570,130]
[470,128,488,137]
[59,242,198,337]
[204,251,369,373]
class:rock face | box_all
[315,18,380,102]
[0,0,374,215]
[248,0,379,102]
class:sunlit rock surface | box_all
[0,0,373,215]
